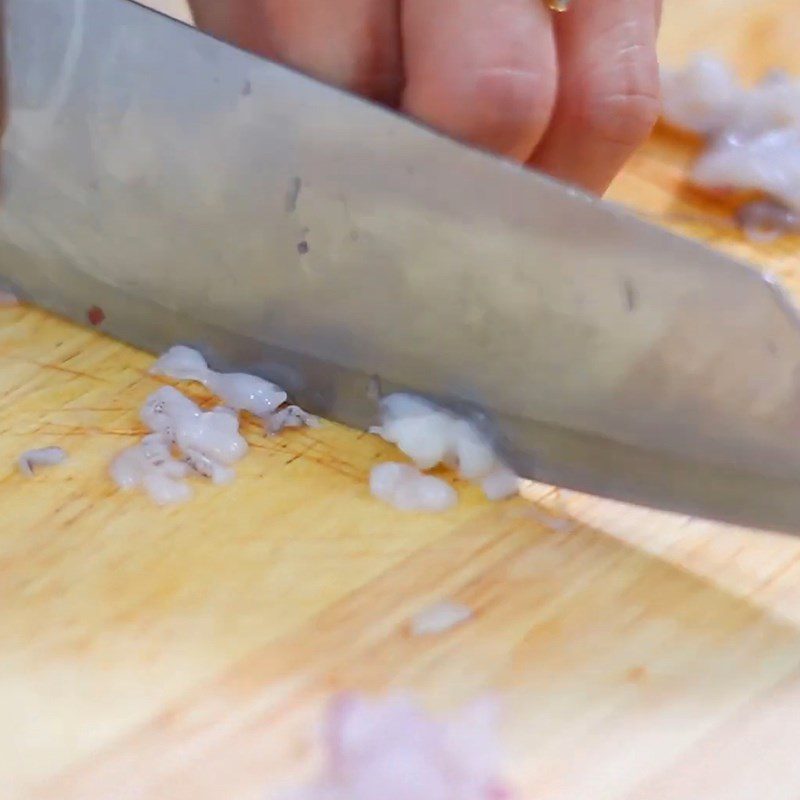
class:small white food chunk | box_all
[265,404,320,434]
[411,601,474,636]
[18,446,67,476]
[110,433,192,505]
[116,383,246,504]
[736,198,800,241]
[140,385,201,436]
[205,371,288,416]
[693,128,800,213]
[140,472,193,506]
[661,56,800,227]
[173,407,248,466]
[150,345,209,381]
[140,387,247,466]
[451,419,497,480]
[182,449,236,484]
[376,394,453,469]
[149,345,313,425]
[661,55,742,135]
[374,394,519,501]
[370,462,457,512]
[118,347,319,507]
[480,466,520,500]
[282,693,510,800]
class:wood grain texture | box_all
[4,2,800,798]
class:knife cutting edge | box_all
[3,0,800,532]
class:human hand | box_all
[188,0,661,194]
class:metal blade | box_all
[4,0,800,532]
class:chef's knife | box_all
[4,0,800,532]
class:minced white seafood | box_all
[369,462,458,512]
[127,348,514,512]
[736,198,800,242]
[371,394,519,504]
[141,385,248,466]
[661,55,800,234]
[110,433,193,505]
[266,404,321,434]
[113,347,317,505]
[411,601,474,636]
[282,693,510,800]
[18,446,67,476]
[148,344,209,381]
[112,386,248,505]
[151,345,299,422]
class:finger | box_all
[529,0,661,193]
[401,0,558,162]
[188,0,402,103]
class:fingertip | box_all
[401,0,558,161]
[530,0,661,193]
[404,65,557,161]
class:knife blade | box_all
[4,0,800,532]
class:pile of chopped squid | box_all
[369,394,519,512]
[661,55,800,237]
[369,462,458,512]
[110,346,318,505]
[111,346,516,511]
[282,693,510,800]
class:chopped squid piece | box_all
[662,55,800,139]
[373,394,519,501]
[116,346,318,506]
[110,433,192,505]
[205,371,288,416]
[736,198,800,241]
[151,345,292,417]
[370,462,458,512]
[140,385,202,437]
[140,387,247,465]
[114,383,248,504]
[172,406,248,466]
[150,345,210,381]
[480,466,520,501]
[143,389,247,464]
[374,394,455,470]
[265,404,320,434]
[661,56,800,232]
[139,472,193,506]
[661,54,741,135]
[411,601,474,636]
[693,128,800,214]
[182,448,236,484]
[282,693,510,800]
[18,446,67,477]
[729,72,800,138]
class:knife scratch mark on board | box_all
[286,177,302,213]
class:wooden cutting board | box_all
[4,2,800,798]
